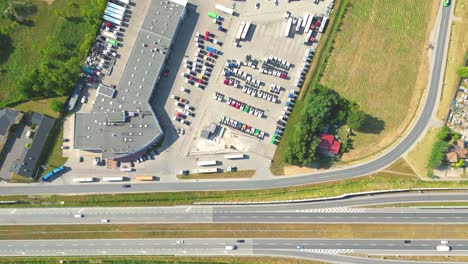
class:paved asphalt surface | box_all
[0,4,452,196]
[1,192,468,225]
[0,238,466,263]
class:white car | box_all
[101,219,110,223]
[176,240,184,244]
[81,96,87,104]
[74,214,84,218]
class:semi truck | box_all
[241,22,251,40]
[235,21,246,40]
[284,17,293,37]
[208,12,220,19]
[135,176,154,181]
[104,9,124,21]
[107,2,127,12]
[194,168,219,174]
[305,14,314,33]
[197,160,218,166]
[224,154,244,159]
[318,17,328,33]
[73,177,95,183]
[103,15,122,26]
[115,0,130,5]
[215,4,234,15]
[106,6,126,17]
[301,13,309,28]
[103,177,124,182]
[304,31,313,44]
[295,18,303,32]
[102,31,117,39]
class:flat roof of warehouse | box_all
[74,0,186,159]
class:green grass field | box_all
[320,0,436,161]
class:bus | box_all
[135,176,154,181]
[194,168,219,174]
[73,177,95,183]
[103,177,124,182]
[224,154,244,160]
[197,160,218,166]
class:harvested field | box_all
[321,0,439,161]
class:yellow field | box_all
[406,127,440,177]
[321,0,439,161]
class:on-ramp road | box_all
[0,239,465,264]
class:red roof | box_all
[319,133,341,155]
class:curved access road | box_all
[0,5,452,196]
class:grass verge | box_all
[12,96,67,119]
[367,202,468,208]
[1,224,468,240]
[177,170,255,180]
[1,173,468,207]
[362,255,468,263]
[406,127,440,177]
[270,0,349,175]
[0,256,323,264]
[436,0,468,120]
[38,120,68,178]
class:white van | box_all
[436,245,451,251]
[225,245,237,250]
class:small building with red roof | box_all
[319,133,341,156]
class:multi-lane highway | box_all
[0,2,453,196]
[0,238,465,263]
[1,192,468,225]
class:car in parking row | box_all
[264,55,291,70]
[219,116,265,139]
[225,97,264,118]
[242,86,278,103]
[259,65,288,79]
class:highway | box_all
[0,238,465,263]
[1,192,468,225]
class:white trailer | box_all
[295,18,303,32]
[236,21,246,40]
[195,168,219,174]
[107,2,127,12]
[215,4,234,15]
[103,15,122,26]
[241,22,251,40]
[224,154,245,160]
[284,17,293,37]
[301,13,309,28]
[319,17,328,33]
[304,30,313,44]
[103,177,125,182]
[73,177,95,183]
[106,6,125,17]
[304,14,314,33]
[197,160,218,166]
[104,9,124,21]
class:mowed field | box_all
[320,0,438,161]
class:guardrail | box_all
[193,188,468,205]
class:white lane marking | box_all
[78,208,84,213]
[10,209,16,214]
[185,207,192,212]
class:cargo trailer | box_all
[319,17,328,33]
[304,14,314,33]
[135,176,154,181]
[224,154,244,159]
[241,22,251,40]
[295,18,303,32]
[284,17,293,37]
[195,168,219,174]
[107,2,127,12]
[235,21,246,40]
[73,177,95,182]
[197,160,218,166]
[103,177,124,182]
[301,13,309,28]
[215,4,234,15]
[104,9,124,21]
[103,15,122,26]
[106,6,125,17]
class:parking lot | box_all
[157,0,330,160]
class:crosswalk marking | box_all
[296,207,366,213]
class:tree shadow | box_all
[0,34,14,66]
[357,115,385,134]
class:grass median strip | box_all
[1,224,468,240]
[359,255,468,263]
[0,256,324,264]
[176,170,255,180]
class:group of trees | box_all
[14,0,107,106]
[457,66,468,79]
[284,85,367,165]
[427,126,462,173]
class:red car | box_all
[205,31,210,36]
[280,73,287,79]
[235,102,241,109]
[204,35,209,41]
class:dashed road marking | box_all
[296,207,366,213]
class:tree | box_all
[427,140,450,170]
[436,126,451,141]
[457,66,468,78]
[49,99,64,113]
[347,107,367,130]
